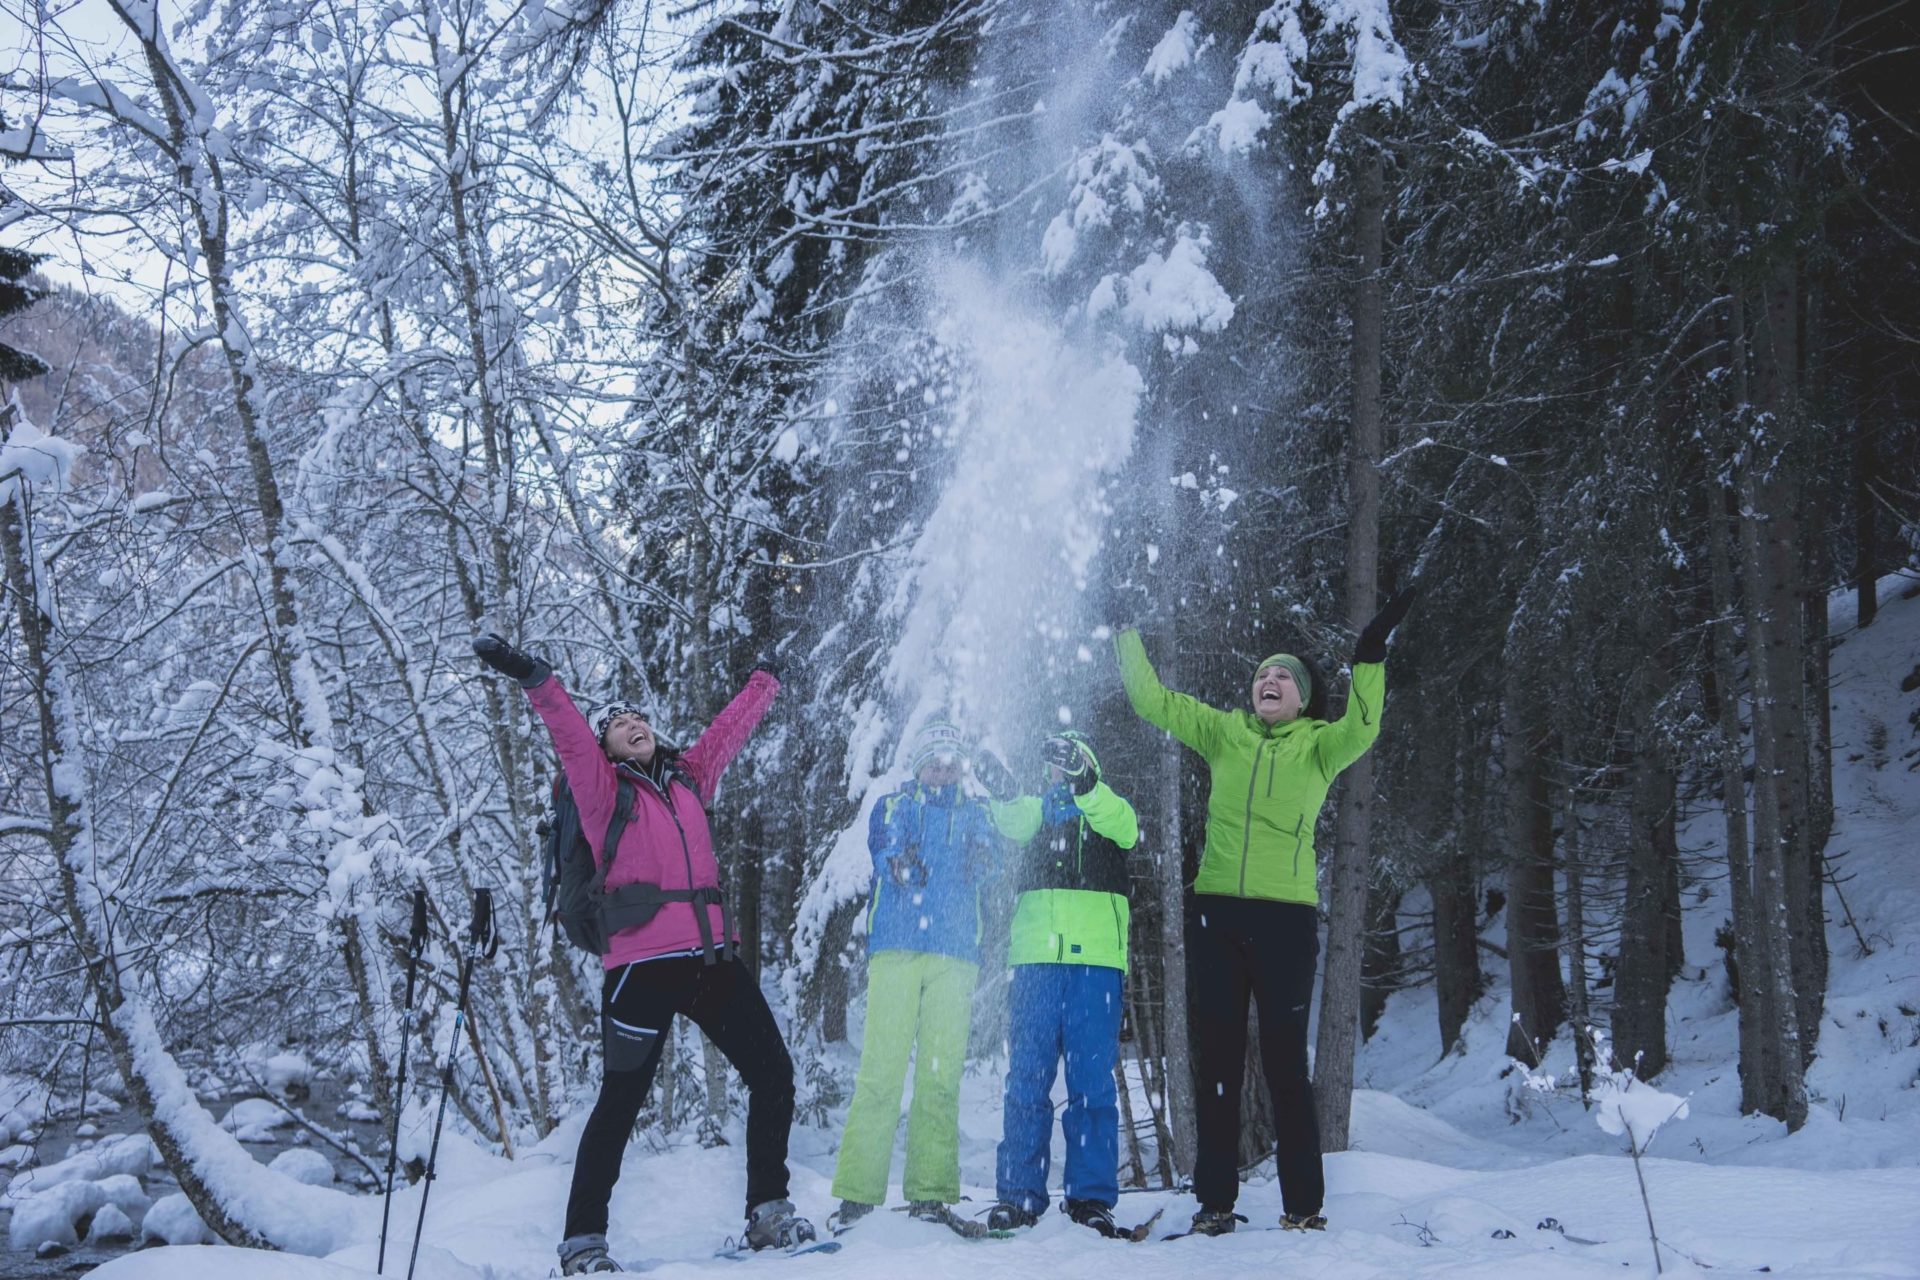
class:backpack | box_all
[540,765,731,963]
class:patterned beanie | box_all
[910,719,968,772]
[1255,654,1313,709]
[590,700,649,744]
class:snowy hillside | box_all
[23,579,1910,1279]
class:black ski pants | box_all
[1189,894,1323,1218]
[564,955,794,1238]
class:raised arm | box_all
[988,795,1043,844]
[680,670,780,803]
[1114,628,1227,759]
[1312,661,1385,780]
[1075,781,1139,850]
[524,676,618,818]
[473,633,617,818]
[1312,586,1412,778]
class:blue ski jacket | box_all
[864,780,1001,964]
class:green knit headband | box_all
[1256,654,1312,707]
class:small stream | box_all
[1,1080,390,1278]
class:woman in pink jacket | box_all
[474,634,812,1274]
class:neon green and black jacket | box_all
[1114,628,1385,906]
[990,773,1139,972]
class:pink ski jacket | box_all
[526,672,779,968]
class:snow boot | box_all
[828,1199,875,1235]
[1280,1212,1327,1232]
[907,1201,951,1224]
[1187,1208,1242,1237]
[744,1199,818,1251]
[1065,1199,1118,1238]
[556,1232,623,1274]
[986,1201,1039,1232]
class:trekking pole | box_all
[377,888,430,1275]
[406,888,497,1280]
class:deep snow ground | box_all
[55,578,1920,1278]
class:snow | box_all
[1144,12,1200,85]
[221,1097,294,1142]
[88,1202,136,1243]
[60,579,1907,1279]
[268,1149,337,1186]
[53,637,1920,1274]
[1111,229,1234,334]
[0,417,84,505]
[138,1193,214,1246]
[264,1053,312,1097]
[1209,96,1272,153]
[0,124,72,161]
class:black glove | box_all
[1354,586,1416,664]
[754,649,785,682]
[472,633,550,688]
[1044,735,1097,795]
[970,747,1017,803]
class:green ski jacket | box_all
[1115,628,1385,906]
[991,779,1139,971]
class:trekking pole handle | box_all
[469,887,497,957]
[408,888,429,959]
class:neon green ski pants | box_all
[831,949,978,1205]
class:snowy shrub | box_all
[1517,1026,1691,1271]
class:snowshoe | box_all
[744,1198,818,1251]
[1280,1212,1327,1232]
[902,1201,1007,1240]
[1065,1199,1119,1238]
[557,1233,623,1274]
[1165,1208,1244,1239]
[828,1199,876,1236]
[985,1201,1040,1232]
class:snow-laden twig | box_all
[1517,1025,1692,1275]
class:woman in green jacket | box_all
[1114,589,1412,1237]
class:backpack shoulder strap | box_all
[596,774,638,892]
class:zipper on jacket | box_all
[627,762,706,931]
[1266,748,1278,798]
[1239,739,1266,896]
[1290,814,1306,880]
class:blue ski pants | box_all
[995,963,1123,1213]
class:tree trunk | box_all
[1748,265,1825,1064]
[1503,693,1564,1064]
[1852,380,1879,627]
[1736,410,1811,1130]
[1115,1047,1146,1189]
[1128,975,1175,1186]
[1154,672,1197,1173]
[1558,772,1595,1100]
[1432,724,1486,1057]
[1314,142,1386,1154]
[1359,873,1402,1042]
[1615,676,1673,1079]
[1708,482,1775,1115]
